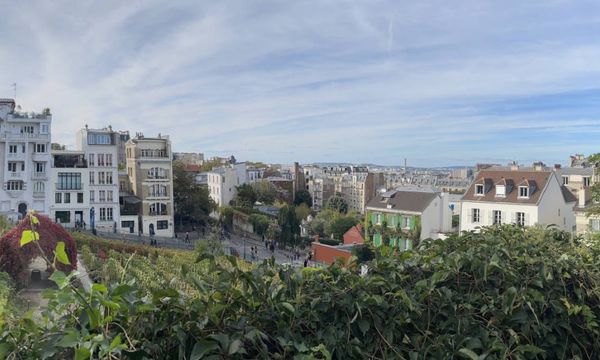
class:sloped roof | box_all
[366,190,437,213]
[462,169,552,204]
[561,186,577,203]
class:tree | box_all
[277,205,300,248]
[173,162,216,227]
[326,193,348,214]
[51,143,66,151]
[251,181,277,204]
[329,214,359,240]
[295,204,311,223]
[587,153,600,217]
[294,189,313,207]
[235,184,257,208]
[249,214,270,236]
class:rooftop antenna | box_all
[11,83,16,100]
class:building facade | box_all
[125,134,174,237]
[0,99,51,221]
[556,163,600,236]
[49,151,90,228]
[76,126,120,232]
[460,165,577,233]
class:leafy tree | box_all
[295,204,311,223]
[173,162,216,226]
[329,214,359,240]
[326,192,348,214]
[235,183,257,208]
[50,143,66,150]
[249,214,270,236]
[294,189,313,207]
[309,209,338,237]
[277,205,300,248]
[200,158,225,172]
[587,153,600,217]
[251,181,277,204]
[219,206,234,230]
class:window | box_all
[90,190,95,203]
[88,133,112,145]
[107,190,113,202]
[590,219,600,232]
[472,208,480,223]
[6,181,23,190]
[106,171,113,184]
[584,177,591,187]
[99,207,113,221]
[157,220,168,230]
[98,154,105,166]
[55,193,62,203]
[516,212,525,226]
[150,203,167,215]
[150,184,167,197]
[64,193,71,204]
[122,221,135,229]
[8,145,17,153]
[7,162,16,172]
[35,143,46,153]
[376,213,381,224]
[496,185,505,197]
[403,216,410,228]
[518,186,529,198]
[20,126,34,134]
[98,172,106,184]
[475,184,484,195]
[77,193,84,203]
[148,167,166,179]
[41,124,49,133]
[493,210,502,225]
[57,173,82,190]
[563,176,569,185]
[34,182,44,193]
[55,211,70,224]
[89,154,95,167]
[99,190,106,202]
[89,172,95,185]
[35,162,44,173]
[106,154,113,167]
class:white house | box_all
[49,150,90,228]
[460,164,577,233]
[0,99,52,221]
[207,163,248,209]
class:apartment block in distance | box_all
[125,133,174,237]
[76,126,120,232]
[0,98,51,221]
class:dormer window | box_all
[496,185,506,197]
[475,184,485,195]
[518,186,529,198]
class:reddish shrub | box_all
[0,214,77,282]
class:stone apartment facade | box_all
[49,151,90,228]
[0,99,52,221]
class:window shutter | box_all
[398,238,406,251]
[399,215,404,228]
[409,216,414,230]
[371,213,377,225]
[406,239,413,250]
[525,213,530,226]
[511,212,516,224]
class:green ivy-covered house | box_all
[364,188,453,250]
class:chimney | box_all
[509,161,519,171]
[533,161,545,171]
[579,188,587,208]
[554,164,562,170]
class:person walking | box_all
[185,232,190,243]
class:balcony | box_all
[7,152,25,160]
[148,211,169,216]
[55,183,82,191]
[145,176,169,182]
[8,172,24,180]
[32,152,49,161]
[3,133,50,141]
[31,171,48,180]
[147,193,169,200]
[33,191,45,198]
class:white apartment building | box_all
[207,163,250,209]
[460,164,577,233]
[0,99,51,221]
[76,126,120,232]
[307,177,335,211]
[49,151,90,228]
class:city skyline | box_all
[1,1,600,166]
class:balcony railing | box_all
[55,183,82,190]
[33,191,45,198]
[9,172,24,179]
[31,171,47,180]
[148,211,168,216]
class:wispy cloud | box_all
[1,0,600,166]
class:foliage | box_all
[294,189,313,208]
[249,214,270,236]
[235,184,258,208]
[219,206,234,230]
[173,162,216,226]
[0,214,77,282]
[294,203,311,223]
[329,214,359,241]
[251,180,277,204]
[6,226,600,358]
[50,143,65,150]
[587,153,600,217]
[325,193,348,214]
[351,244,374,263]
[199,158,226,172]
[277,205,300,248]
[0,271,13,324]
[318,238,341,246]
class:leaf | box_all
[228,339,243,355]
[31,215,39,224]
[458,348,479,360]
[358,319,370,335]
[190,340,219,360]
[56,331,79,348]
[109,335,122,351]
[20,230,39,246]
[75,348,91,360]
[281,302,295,315]
[49,271,69,289]
[92,283,108,294]
[54,241,71,265]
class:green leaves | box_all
[54,241,71,265]
[19,230,39,246]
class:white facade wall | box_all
[537,174,575,231]
[0,102,52,221]
[460,202,538,232]
[419,193,453,239]
[207,167,238,207]
[49,166,90,228]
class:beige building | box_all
[125,134,174,237]
[555,165,599,236]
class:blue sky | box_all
[1,0,600,167]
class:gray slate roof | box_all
[366,190,437,213]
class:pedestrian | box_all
[83,221,86,230]
[185,232,190,243]
[304,259,308,267]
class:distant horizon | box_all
[2,1,599,167]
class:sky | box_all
[1,0,600,167]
